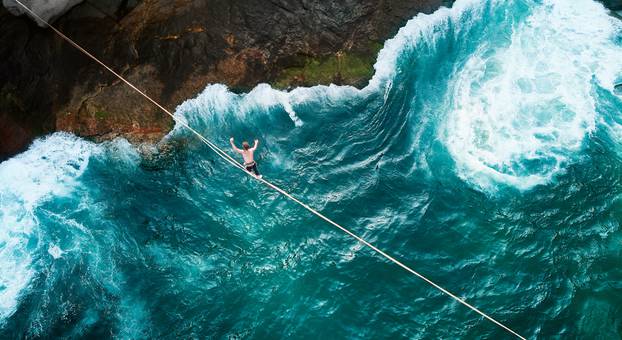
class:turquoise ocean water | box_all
[2,0,622,338]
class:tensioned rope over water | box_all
[12,1,525,338]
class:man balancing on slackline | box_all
[230,137,262,178]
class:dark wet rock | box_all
[1,0,450,160]
[601,0,622,10]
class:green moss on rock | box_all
[95,110,109,119]
[273,43,383,89]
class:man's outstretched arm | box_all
[230,137,243,153]
[251,139,259,151]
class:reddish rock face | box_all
[1,0,452,160]
[0,112,34,159]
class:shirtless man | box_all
[230,137,262,178]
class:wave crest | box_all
[443,0,622,191]
[0,133,94,324]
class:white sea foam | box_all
[47,244,63,259]
[0,133,94,323]
[173,80,365,133]
[366,0,489,92]
[174,84,296,129]
[243,84,303,127]
[443,0,622,191]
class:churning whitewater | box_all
[2,0,622,338]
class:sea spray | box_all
[0,133,94,324]
[442,0,622,191]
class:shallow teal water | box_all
[2,0,622,338]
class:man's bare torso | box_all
[241,149,255,164]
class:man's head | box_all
[242,141,250,150]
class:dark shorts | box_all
[245,162,260,176]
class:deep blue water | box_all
[2,0,622,338]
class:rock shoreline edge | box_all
[1,0,620,160]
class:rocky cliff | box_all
[1,0,619,160]
[0,0,451,160]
